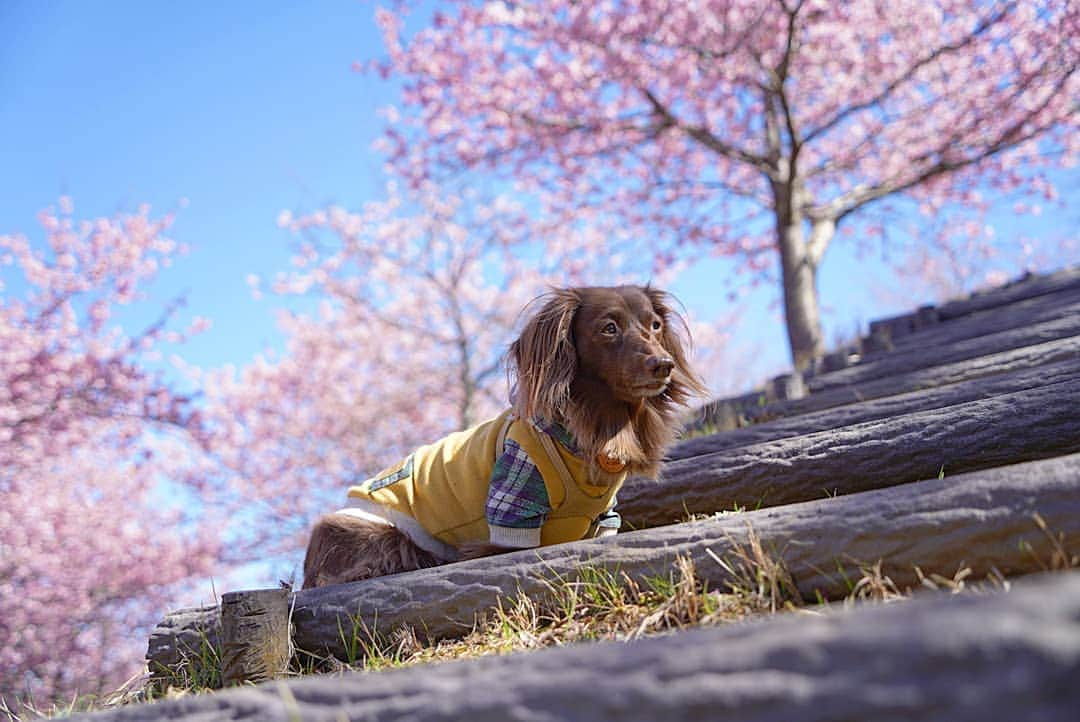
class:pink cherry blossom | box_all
[373,0,1079,368]
[192,182,710,558]
[1,200,219,709]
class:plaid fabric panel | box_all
[532,417,580,455]
[485,437,551,529]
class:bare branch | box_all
[641,88,775,176]
[824,64,1077,222]
[773,0,805,160]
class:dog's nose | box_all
[647,355,675,379]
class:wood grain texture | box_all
[95,571,1080,722]
[626,374,1080,527]
[671,354,1078,460]
[692,335,1079,431]
[145,453,1080,672]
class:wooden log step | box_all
[695,335,1080,431]
[864,266,1080,340]
[808,313,1080,394]
[880,285,1080,352]
[144,453,1080,674]
[865,272,1080,346]
[625,374,1080,527]
[671,355,1078,461]
[934,265,1080,320]
[219,587,291,686]
[86,571,1080,722]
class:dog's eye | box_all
[601,321,618,336]
[651,320,662,332]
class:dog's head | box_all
[510,285,707,422]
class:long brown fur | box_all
[304,285,707,588]
[510,285,708,481]
[302,514,439,590]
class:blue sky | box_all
[2,0,1076,393]
[1,1,392,369]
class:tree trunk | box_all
[775,211,831,371]
[768,153,836,372]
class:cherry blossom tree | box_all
[0,200,220,709]
[374,0,1079,368]
[192,182,700,560]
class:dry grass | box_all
[301,554,739,676]
[300,525,843,676]
[12,514,1076,720]
[304,519,1074,678]
[1025,512,1079,572]
[0,672,147,722]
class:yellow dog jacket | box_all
[344,410,626,560]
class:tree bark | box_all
[776,219,826,371]
[773,169,835,371]
[623,374,1080,527]
[671,355,1078,460]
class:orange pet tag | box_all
[596,453,627,474]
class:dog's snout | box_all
[647,355,675,379]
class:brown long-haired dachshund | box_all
[302,285,707,589]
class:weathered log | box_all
[867,279,1080,348]
[220,587,291,686]
[692,335,1080,430]
[768,371,806,401]
[808,312,1080,394]
[671,354,1079,460]
[145,453,1080,673]
[107,573,1080,721]
[877,286,1080,353]
[627,374,1080,526]
[687,269,1080,434]
[934,264,1080,320]
[692,390,775,432]
[863,266,1080,342]
[145,604,220,685]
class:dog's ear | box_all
[643,286,709,406]
[510,288,580,421]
